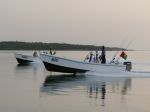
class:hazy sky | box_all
[0,0,150,50]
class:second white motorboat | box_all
[15,52,40,64]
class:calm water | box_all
[1,51,150,112]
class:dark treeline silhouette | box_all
[0,41,126,51]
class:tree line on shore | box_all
[0,41,126,51]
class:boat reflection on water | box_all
[14,63,45,77]
[15,63,34,71]
[41,74,86,95]
[40,73,132,106]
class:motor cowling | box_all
[123,61,132,71]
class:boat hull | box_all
[16,57,33,64]
[43,61,87,73]
[40,54,127,73]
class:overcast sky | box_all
[0,0,150,50]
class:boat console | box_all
[123,62,132,71]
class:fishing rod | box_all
[110,35,136,64]
[110,37,127,64]
[115,36,136,63]
[125,35,136,50]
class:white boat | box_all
[40,53,132,73]
[15,53,40,64]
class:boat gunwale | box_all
[15,53,36,59]
[40,53,126,68]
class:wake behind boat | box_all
[40,53,131,73]
[15,52,40,64]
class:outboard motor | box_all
[123,61,132,71]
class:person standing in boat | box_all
[99,46,106,64]
[49,48,56,55]
[33,51,38,57]
[89,51,94,63]
[95,50,99,63]
[49,48,53,55]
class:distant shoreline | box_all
[0,41,128,51]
